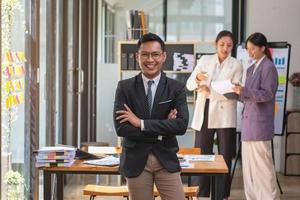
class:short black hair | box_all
[137,32,165,51]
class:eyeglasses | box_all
[139,51,163,60]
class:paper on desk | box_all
[211,80,235,95]
[184,155,215,162]
[180,160,193,168]
[88,146,118,154]
[83,156,120,166]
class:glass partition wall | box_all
[1,0,89,199]
[1,0,29,199]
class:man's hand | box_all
[168,109,177,119]
[197,85,210,94]
[116,104,141,128]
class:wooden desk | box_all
[42,155,228,200]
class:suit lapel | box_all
[247,57,267,87]
[151,72,167,117]
[246,64,256,87]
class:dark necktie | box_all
[146,80,154,115]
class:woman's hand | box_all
[197,85,210,94]
[232,84,242,95]
[196,72,208,82]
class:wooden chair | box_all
[178,147,201,155]
[83,147,201,200]
[83,184,199,200]
[83,185,129,200]
[178,147,201,188]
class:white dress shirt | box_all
[253,55,266,74]
[140,73,161,136]
[142,73,161,109]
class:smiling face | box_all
[246,41,266,61]
[136,41,166,79]
[216,36,233,63]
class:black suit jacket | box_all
[113,72,189,178]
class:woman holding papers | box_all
[186,30,243,200]
[233,32,279,200]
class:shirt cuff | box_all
[141,120,145,131]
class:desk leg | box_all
[211,174,225,200]
[56,173,64,200]
[44,171,51,200]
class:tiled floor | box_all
[62,167,300,200]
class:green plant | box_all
[4,170,25,200]
[4,170,24,185]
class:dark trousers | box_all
[191,100,236,198]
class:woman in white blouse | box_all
[186,30,243,200]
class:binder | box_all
[121,53,128,70]
[135,59,140,70]
[128,53,135,70]
[133,10,141,39]
[139,10,147,35]
[126,10,133,40]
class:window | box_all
[167,0,232,41]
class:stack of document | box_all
[178,154,215,168]
[183,155,215,162]
[36,146,76,167]
[83,156,120,166]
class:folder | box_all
[121,53,128,70]
[126,10,133,40]
[128,53,135,70]
[223,92,239,100]
[139,10,147,35]
[133,10,141,39]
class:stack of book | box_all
[35,146,76,167]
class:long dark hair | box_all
[246,32,273,62]
[215,30,234,44]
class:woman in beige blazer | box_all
[186,30,243,200]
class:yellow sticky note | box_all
[5,51,13,62]
[17,52,26,62]
[6,97,13,108]
[278,76,286,85]
[19,93,24,103]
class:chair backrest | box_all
[88,146,122,155]
[178,148,201,155]
[87,146,201,156]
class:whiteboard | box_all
[236,43,290,135]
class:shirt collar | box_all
[255,55,266,68]
[142,73,161,86]
[214,53,231,66]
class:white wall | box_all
[246,0,300,172]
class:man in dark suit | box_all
[114,33,189,200]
